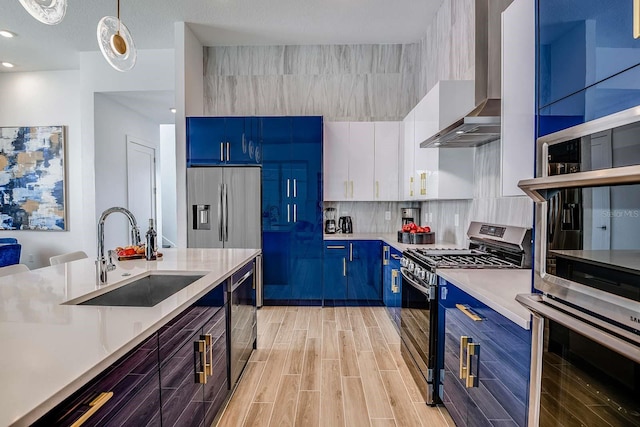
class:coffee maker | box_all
[401,207,421,226]
[324,208,337,234]
[338,216,353,234]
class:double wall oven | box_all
[518,107,640,426]
[400,222,532,405]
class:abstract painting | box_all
[0,126,66,230]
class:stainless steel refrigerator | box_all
[187,167,261,249]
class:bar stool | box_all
[49,251,88,266]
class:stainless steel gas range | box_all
[399,222,532,406]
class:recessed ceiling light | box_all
[170,108,176,114]
[0,30,16,38]
[2,62,15,68]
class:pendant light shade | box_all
[97,0,136,72]
[19,0,66,25]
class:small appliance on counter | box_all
[401,207,421,226]
[338,216,353,234]
[324,207,337,234]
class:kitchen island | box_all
[0,248,260,427]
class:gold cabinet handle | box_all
[459,336,470,379]
[201,334,213,376]
[635,0,640,38]
[343,258,346,277]
[383,245,389,265]
[456,304,483,321]
[420,172,427,196]
[194,339,207,384]
[409,176,414,197]
[466,342,480,388]
[391,269,399,293]
[70,391,114,427]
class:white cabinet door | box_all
[401,111,416,200]
[348,122,375,200]
[373,121,400,200]
[501,0,535,196]
[324,122,350,200]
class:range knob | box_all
[408,261,415,271]
[416,268,426,280]
[400,257,408,267]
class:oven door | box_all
[400,267,439,405]
[517,294,640,426]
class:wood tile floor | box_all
[216,306,454,427]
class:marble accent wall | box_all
[203,44,420,121]
[322,201,420,234]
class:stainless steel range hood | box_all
[420,0,510,148]
[420,98,501,147]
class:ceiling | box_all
[0,0,442,123]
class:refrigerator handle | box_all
[218,184,223,241]
[224,183,229,242]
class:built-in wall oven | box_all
[518,106,640,426]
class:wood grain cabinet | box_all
[34,283,229,427]
[438,279,530,427]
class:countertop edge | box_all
[12,250,261,427]
[437,269,532,330]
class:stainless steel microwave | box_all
[519,106,640,331]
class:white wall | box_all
[94,94,160,252]
[0,71,83,268]
[175,22,204,248]
[160,124,177,247]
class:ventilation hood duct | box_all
[420,0,509,148]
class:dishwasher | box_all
[228,260,257,389]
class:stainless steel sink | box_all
[77,274,205,307]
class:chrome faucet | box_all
[97,207,142,283]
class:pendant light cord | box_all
[117,0,121,34]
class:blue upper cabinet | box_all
[539,0,640,109]
[187,117,261,166]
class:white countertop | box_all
[436,269,533,330]
[0,248,260,427]
[324,232,461,252]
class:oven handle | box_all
[516,294,640,364]
[400,267,434,299]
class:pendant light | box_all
[19,0,66,25]
[97,0,136,72]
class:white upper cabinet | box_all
[501,0,535,196]
[348,122,375,201]
[324,122,350,200]
[373,121,400,201]
[400,111,416,200]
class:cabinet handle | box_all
[287,179,291,198]
[409,176,414,197]
[293,204,297,223]
[350,181,354,198]
[390,254,402,260]
[456,304,483,321]
[70,392,113,427]
[226,142,230,162]
[344,181,348,198]
[349,243,353,261]
[195,339,207,384]
[287,204,291,223]
[376,181,379,199]
[383,245,389,265]
[220,142,224,162]
[459,336,470,379]
[326,245,345,249]
[420,173,427,196]
[343,258,347,276]
[392,269,399,293]
[466,342,480,388]
[635,0,640,38]
[293,179,297,198]
[201,334,213,376]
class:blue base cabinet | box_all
[382,245,402,328]
[34,284,229,427]
[438,279,530,427]
[323,240,382,305]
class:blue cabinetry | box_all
[323,240,382,305]
[382,245,402,329]
[187,117,261,165]
[538,0,640,135]
[438,279,530,427]
[262,116,323,303]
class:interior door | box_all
[127,138,156,239]
[187,168,224,248]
